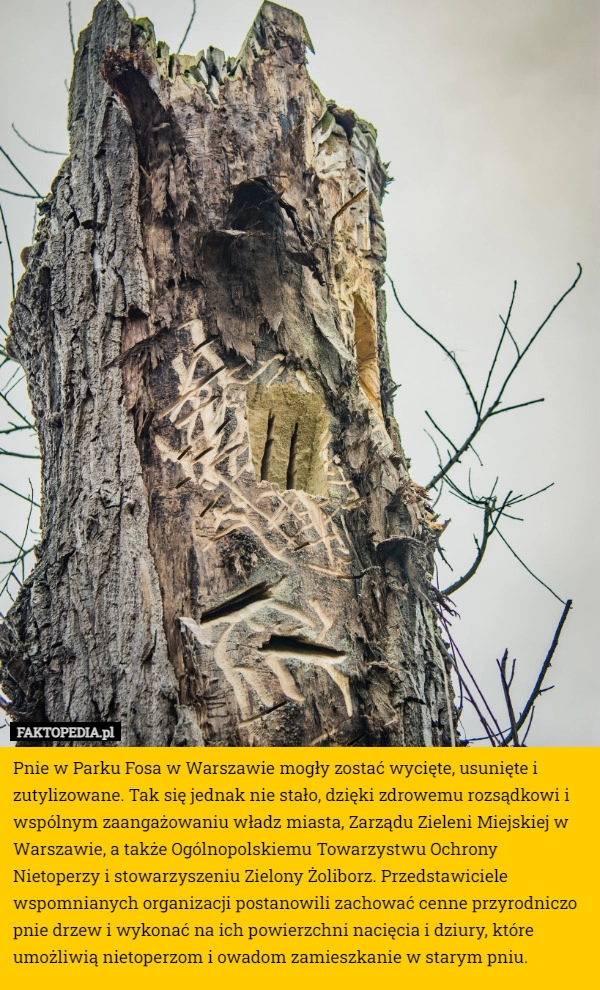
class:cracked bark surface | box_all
[1,0,455,747]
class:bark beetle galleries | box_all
[1,0,455,747]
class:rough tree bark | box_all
[0,0,455,747]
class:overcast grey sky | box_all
[1,0,598,745]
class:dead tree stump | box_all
[1,0,455,747]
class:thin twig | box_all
[0,425,32,435]
[3,373,26,399]
[424,410,459,453]
[520,707,536,745]
[0,202,15,299]
[490,397,544,417]
[509,482,554,505]
[479,281,517,414]
[0,527,32,552]
[388,266,582,491]
[0,448,40,459]
[177,0,197,53]
[493,265,582,411]
[0,187,39,200]
[0,145,42,197]
[0,550,35,567]
[387,273,478,413]
[427,419,482,490]
[442,503,492,596]
[497,650,520,746]
[67,1,76,54]
[500,600,572,745]
[0,481,40,507]
[496,528,565,604]
[441,487,515,595]
[440,472,558,597]
[437,625,497,745]
[499,311,521,357]
[437,611,504,742]
[0,485,35,599]
[0,388,35,428]
[11,124,65,157]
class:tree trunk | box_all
[1,0,455,747]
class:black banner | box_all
[9,722,121,742]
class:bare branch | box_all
[0,483,36,599]
[424,410,459,452]
[177,0,197,54]
[0,387,35,429]
[0,448,40,459]
[389,267,582,491]
[3,373,26,400]
[497,650,521,746]
[0,201,15,299]
[0,424,33,435]
[0,481,40,507]
[0,145,42,198]
[440,475,556,597]
[0,527,33,552]
[426,419,481,489]
[11,124,66,157]
[67,2,76,55]
[499,312,521,357]
[387,273,479,414]
[493,264,582,411]
[489,397,545,417]
[520,707,536,746]
[0,187,39,200]
[436,616,503,745]
[508,482,554,505]
[496,528,565,604]
[478,281,517,414]
[442,503,491,596]
[424,428,444,471]
[500,600,572,745]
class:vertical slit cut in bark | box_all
[261,412,276,481]
[287,422,299,490]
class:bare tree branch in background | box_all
[0,203,15,299]
[67,2,76,55]
[178,1,197,54]
[0,481,37,608]
[498,649,520,745]
[388,267,581,606]
[498,599,572,746]
[387,265,582,489]
[0,188,38,200]
[0,145,42,199]
[11,124,66,158]
[438,473,564,603]
[0,215,40,615]
[438,599,572,746]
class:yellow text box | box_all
[1,747,598,989]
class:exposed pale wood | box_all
[0,0,454,747]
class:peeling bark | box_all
[1,0,455,747]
